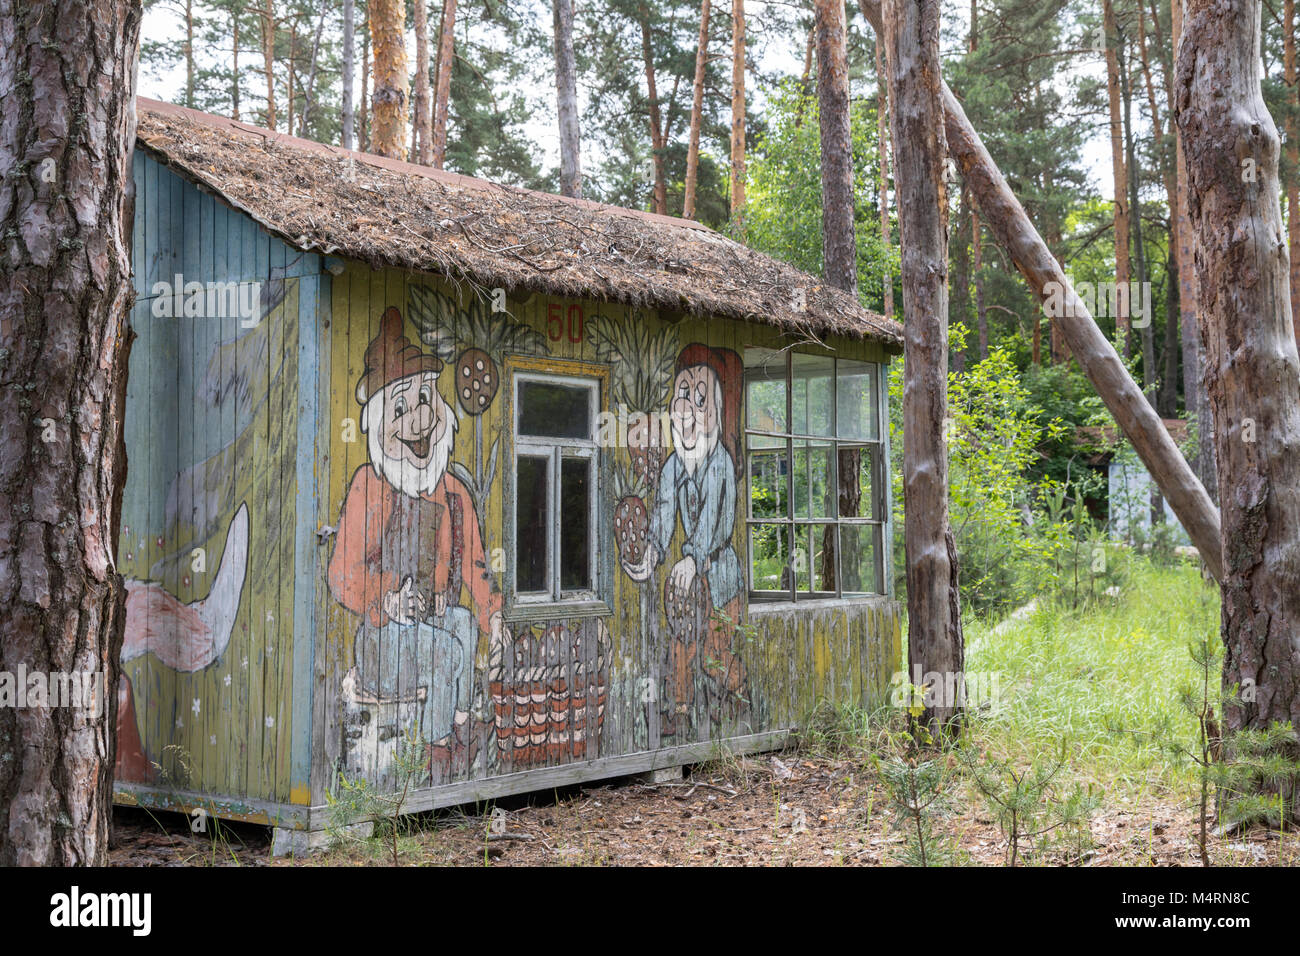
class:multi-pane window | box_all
[744,348,885,600]
[513,373,599,603]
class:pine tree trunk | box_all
[360,17,370,151]
[729,0,746,229]
[1286,0,1300,345]
[875,33,893,320]
[883,0,964,734]
[816,0,856,295]
[233,8,242,121]
[1176,0,1300,785]
[1104,0,1132,356]
[431,0,457,168]
[342,0,355,149]
[554,0,583,198]
[371,0,409,160]
[185,0,195,107]
[858,0,1224,581]
[299,0,328,138]
[260,0,276,130]
[413,0,432,164]
[286,19,297,135]
[0,0,138,866]
[683,0,711,216]
[1171,0,1215,499]
[639,4,669,215]
[1119,41,1156,402]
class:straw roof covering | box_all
[135,98,901,349]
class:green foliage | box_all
[959,740,1102,866]
[326,728,429,865]
[873,728,964,866]
[743,81,896,315]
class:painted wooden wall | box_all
[311,265,903,804]
[115,153,319,822]
[116,154,901,825]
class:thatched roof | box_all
[134,98,901,349]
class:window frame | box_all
[743,348,888,603]
[504,358,610,618]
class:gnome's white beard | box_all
[364,392,459,500]
[673,419,719,477]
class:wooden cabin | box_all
[115,98,905,850]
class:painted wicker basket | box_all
[488,620,611,766]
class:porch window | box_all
[513,373,600,602]
[744,348,886,600]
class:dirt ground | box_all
[108,751,1298,867]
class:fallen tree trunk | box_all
[857,0,1223,582]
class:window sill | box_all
[504,600,611,624]
[746,594,896,615]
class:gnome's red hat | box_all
[674,343,744,478]
[357,307,443,405]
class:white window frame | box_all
[512,371,601,605]
[743,349,888,602]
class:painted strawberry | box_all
[664,571,711,644]
[613,468,651,568]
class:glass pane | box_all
[748,448,789,519]
[791,353,833,437]
[744,348,787,433]
[519,381,590,439]
[837,360,880,440]
[836,445,877,520]
[746,432,784,449]
[793,441,834,519]
[560,457,591,591]
[749,523,791,592]
[803,524,836,594]
[839,524,880,596]
[516,455,549,592]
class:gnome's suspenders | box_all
[447,491,465,599]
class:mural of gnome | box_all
[327,307,503,784]
[621,342,752,739]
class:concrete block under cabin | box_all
[114,98,905,848]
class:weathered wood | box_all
[1176,0,1300,779]
[857,0,1224,583]
[816,0,857,296]
[0,0,139,866]
[882,0,964,733]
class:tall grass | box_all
[962,561,1220,796]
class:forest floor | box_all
[108,562,1300,866]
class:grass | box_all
[962,559,1221,797]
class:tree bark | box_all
[969,0,986,361]
[875,33,893,320]
[1104,0,1133,356]
[431,0,458,168]
[816,0,856,295]
[883,0,964,734]
[342,0,355,149]
[1171,0,1215,499]
[554,0,583,198]
[360,13,370,151]
[1119,39,1156,402]
[371,0,409,161]
[0,0,138,866]
[1286,0,1300,345]
[729,0,746,229]
[1176,0,1300,781]
[683,0,711,216]
[259,0,276,131]
[638,5,669,215]
[413,0,432,164]
[232,5,242,121]
[299,0,328,138]
[858,0,1224,582]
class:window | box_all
[745,348,885,600]
[513,372,600,603]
